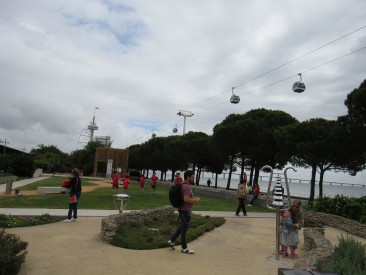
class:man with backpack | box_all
[168,170,200,254]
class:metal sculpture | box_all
[263,165,297,261]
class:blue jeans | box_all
[249,194,258,205]
[170,210,192,249]
[67,192,81,219]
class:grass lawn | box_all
[0,177,273,213]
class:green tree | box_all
[182,131,211,185]
[30,144,70,172]
[289,118,349,201]
[243,109,298,184]
[212,115,241,189]
[338,79,366,174]
[69,140,106,176]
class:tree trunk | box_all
[226,155,234,190]
[319,167,325,198]
[249,162,255,185]
[240,154,245,180]
[309,164,317,203]
[214,173,218,188]
[171,169,176,182]
[196,167,201,185]
[253,163,260,185]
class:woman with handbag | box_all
[64,168,82,222]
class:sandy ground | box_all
[7,215,366,275]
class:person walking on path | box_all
[64,168,82,222]
[235,179,248,216]
[248,182,260,206]
[111,171,120,194]
[168,170,200,254]
[206,178,212,187]
[151,172,158,193]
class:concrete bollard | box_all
[5,179,13,195]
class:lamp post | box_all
[177,110,194,135]
[0,139,9,155]
[20,147,26,155]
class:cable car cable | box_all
[196,45,366,112]
[152,27,366,135]
[188,25,366,111]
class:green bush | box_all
[0,214,63,228]
[10,155,36,177]
[306,195,366,224]
[0,229,28,275]
[111,213,225,250]
[316,236,366,275]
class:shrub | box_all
[0,229,28,275]
[10,155,36,177]
[111,213,225,250]
[306,195,366,224]
[0,214,63,228]
[316,236,366,275]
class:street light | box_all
[177,110,194,135]
[0,139,9,155]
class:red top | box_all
[139,176,145,186]
[123,176,130,189]
[151,175,158,186]
[253,185,260,195]
[180,183,193,211]
[175,176,183,184]
[112,173,120,186]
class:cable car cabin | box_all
[292,81,306,93]
[173,127,178,133]
[230,94,240,104]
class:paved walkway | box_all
[0,176,52,193]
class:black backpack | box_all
[169,183,185,208]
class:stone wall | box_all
[101,205,174,242]
[303,211,366,238]
[294,228,334,270]
[294,210,366,270]
[158,181,269,206]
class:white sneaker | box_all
[71,218,78,222]
[168,240,175,249]
[181,248,194,254]
[63,219,72,223]
[247,204,252,206]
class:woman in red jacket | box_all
[248,182,260,206]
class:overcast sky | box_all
[1,1,365,177]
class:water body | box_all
[164,168,366,199]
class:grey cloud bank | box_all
[1,0,366,185]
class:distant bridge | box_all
[205,172,366,188]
